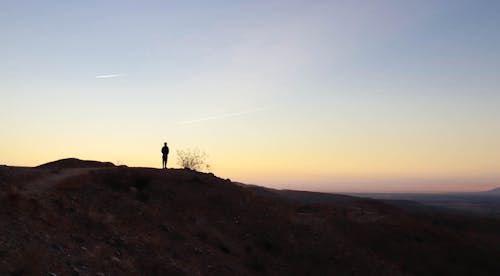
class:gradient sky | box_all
[1,1,499,192]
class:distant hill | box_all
[239,184,360,206]
[36,158,115,169]
[486,187,500,194]
[275,189,360,205]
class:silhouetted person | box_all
[161,142,169,169]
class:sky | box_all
[1,0,499,192]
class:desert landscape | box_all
[2,1,500,275]
[1,158,500,275]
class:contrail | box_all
[178,109,264,125]
[95,74,121,79]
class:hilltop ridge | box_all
[1,160,500,275]
[36,158,115,169]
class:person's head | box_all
[164,142,167,146]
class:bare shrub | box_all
[176,148,210,172]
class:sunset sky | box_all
[1,1,499,192]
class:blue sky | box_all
[1,1,499,192]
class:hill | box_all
[36,158,115,169]
[1,162,500,275]
[486,187,500,194]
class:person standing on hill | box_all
[161,142,169,169]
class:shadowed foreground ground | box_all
[1,159,500,275]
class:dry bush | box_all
[176,148,210,172]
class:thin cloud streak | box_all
[178,108,264,125]
[95,74,122,79]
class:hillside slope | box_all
[1,163,500,275]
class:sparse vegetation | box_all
[176,148,211,172]
[2,161,500,275]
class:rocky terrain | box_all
[1,159,500,275]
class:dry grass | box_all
[0,165,500,275]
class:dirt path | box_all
[22,168,99,193]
